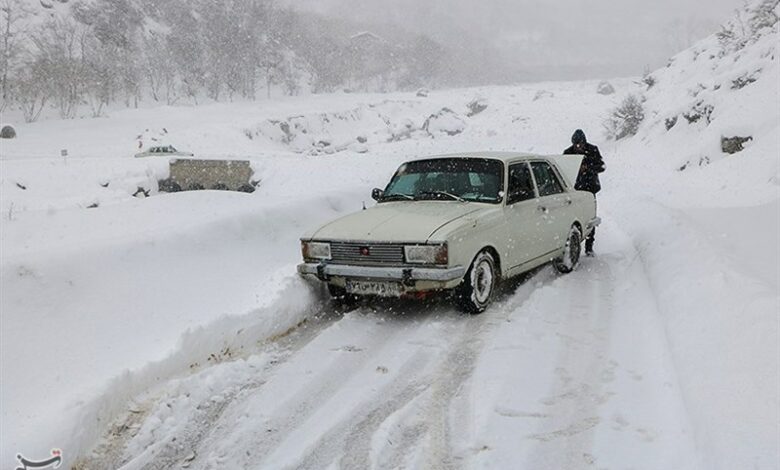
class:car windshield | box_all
[382,158,504,203]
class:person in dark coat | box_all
[563,129,605,255]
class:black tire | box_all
[554,225,582,274]
[454,250,497,314]
[187,183,205,191]
[327,283,358,305]
[212,183,229,191]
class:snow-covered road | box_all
[74,208,720,470]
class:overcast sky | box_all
[287,0,740,81]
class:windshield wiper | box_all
[417,190,466,202]
[381,193,414,201]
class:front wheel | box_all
[455,250,497,314]
[554,225,582,274]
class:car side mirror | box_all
[371,188,384,201]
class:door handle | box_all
[537,205,548,213]
[566,198,572,205]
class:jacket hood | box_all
[571,129,587,144]
[310,201,484,242]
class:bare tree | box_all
[0,0,31,111]
[16,59,49,122]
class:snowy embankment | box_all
[1,189,349,462]
[602,6,780,467]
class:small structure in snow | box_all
[161,159,255,192]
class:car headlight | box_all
[404,244,448,265]
[302,241,331,260]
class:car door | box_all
[503,162,545,271]
[530,161,571,254]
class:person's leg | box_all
[585,226,595,254]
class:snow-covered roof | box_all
[349,31,384,43]
[422,151,549,163]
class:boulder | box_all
[596,81,615,95]
[466,97,488,117]
[1,125,16,139]
[721,136,752,154]
[422,108,466,136]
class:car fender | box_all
[429,207,507,276]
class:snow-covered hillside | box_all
[1,3,777,469]
[613,0,779,206]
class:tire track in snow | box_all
[339,315,481,470]
[523,256,617,468]
[189,308,434,469]
[75,305,345,470]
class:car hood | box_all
[310,201,485,242]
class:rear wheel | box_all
[554,225,582,273]
[455,250,497,314]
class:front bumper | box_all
[297,262,466,291]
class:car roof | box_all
[413,151,557,164]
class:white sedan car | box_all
[298,152,599,313]
[134,145,194,158]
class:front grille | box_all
[329,242,405,266]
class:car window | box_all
[390,173,423,195]
[531,162,564,197]
[507,163,535,204]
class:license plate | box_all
[345,280,403,297]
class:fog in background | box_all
[287,0,740,82]
[0,0,746,121]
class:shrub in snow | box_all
[665,116,678,130]
[642,70,657,89]
[683,101,714,125]
[717,0,779,55]
[596,81,615,95]
[749,0,780,31]
[466,97,488,117]
[422,108,466,136]
[533,90,554,101]
[603,94,645,140]
[721,135,753,154]
[0,125,16,138]
[731,70,761,89]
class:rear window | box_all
[531,162,564,197]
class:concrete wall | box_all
[169,159,253,191]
